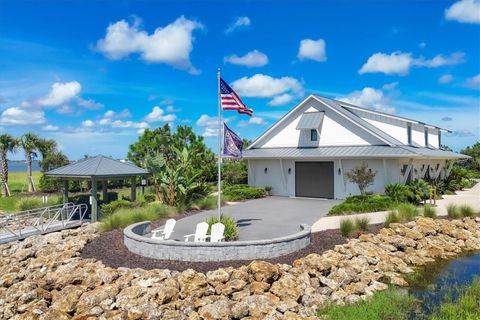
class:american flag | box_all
[220,77,253,116]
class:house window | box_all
[310,129,318,141]
[438,131,441,148]
[407,124,412,145]
[424,128,429,147]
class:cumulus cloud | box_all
[337,87,395,114]
[144,106,176,122]
[267,93,294,106]
[238,116,266,127]
[463,74,480,89]
[96,16,203,74]
[196,114,233,137]
[224,50,268,67]
[382,82,399,90]
[42,124,59,132]
[225,16,251,33]
[81,120,95,128]
[297,38,327,62]
[78,98,104,110]
[359,51,466,75]
[0,106,45,125]
[231,74,303,106]
[438,74,454,84]
[38,81,81,107]
[445,0,480,24]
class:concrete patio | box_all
[167,196,340,241]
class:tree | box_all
[222,159,248,185]
[20,133,40,193]
[0,134,18,196]
[460,142,480,172]
[345,162,377,195]
[37,138,69,192]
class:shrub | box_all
[190,196,226,211]
[17,198,43,211]
[143,193,156,203]
[100,199,133,216]
[447,204,461,219]
[340,218,355,237]
[458,205,475,217]
[222,160,248,185]
[422,204,437,218]
[384,211,399,227]
[355,217,370,231]
[396,203,419,221]
[407,179,432,204]
[205,214,239,241]
[328,194,395,215]
[385,183,413,203]
[99,203,174,232]
[223,184,266,201]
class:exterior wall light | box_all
[338,168,341,175]
[264,168,268,174]
[288,168,291,174]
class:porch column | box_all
[62,180,69,204]
[102,180,108,202]
[91,179,98,222]
[130,177,137,202]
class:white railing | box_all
[0,202,88,241]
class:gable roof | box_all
[249,94,402,149]
[45,155,149,179]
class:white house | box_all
[243,94,469,199]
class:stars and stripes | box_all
[220,77,253,116]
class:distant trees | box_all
[0,134,19,196]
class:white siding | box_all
[428,129,440,149]
[363,118,407,144]
[412,123,426,147]
[259,100,383,148]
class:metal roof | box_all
[296,111,324,130]
[45,155,149,179]
[243,145,469,160]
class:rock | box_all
[177,269,208,299]
[51,285,86,314]
[206,269,230,286]
[248,261,280,283]
[198,298,231,320]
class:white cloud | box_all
[438,74,454,84]
[202,127,218,137]
[0,106,45,125]
[231,74,304,107]
[196,114,217,127]
[359,51,466,75]
[463,74,480,89]
[415,52,465,67]
[82,119,95,128]
[38,81,81,107]
[382,82,399,90]
[144,106,176,122]
[445,0,480,24]
[96,16,203,73]
[267,93,293,106]
[224,50,268,67]
[297,38,327,62]
[166,105,181,112]
[111,120,150,131]
[225,16,251,33]
[337,87,395,113]
[248,117,265,125]
[78,98,104,110]
[359,52,413,75]
[56,106,74,114]
[42,124,59,132]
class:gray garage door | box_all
[295,161,334,198]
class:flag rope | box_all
[217,68,222,219]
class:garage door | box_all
[295,162,334,198]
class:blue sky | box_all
[0,0,479,160]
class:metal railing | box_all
[0,202,88,241]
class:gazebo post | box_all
[102,180,108,202]
[91,179,98,222]
[130,177,137,202]
[62,180,69,204]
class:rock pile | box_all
[0,217,479,319]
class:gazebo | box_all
[45,155,149,222]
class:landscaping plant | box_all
[345,162,377,195]
[340,218,355,237]
[328,194,394,215]
[447,204,461,219]
[384,183,413,203]
[355,217,370,231]
[0,133,18,197]
[396,203,419,221]
[384,211,400,227]
[223,184,266,201]
[422,204,437,218]
[407,179,432,204]
[205,214,239,241]
[458,204,475,217]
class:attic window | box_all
[424,128,429,147]
[310,129,318,141]
[407,124,412,145]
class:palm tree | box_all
[37,138,58,171]
[0,134,18,196]
[20,133,40,193]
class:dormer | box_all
[296,111,324,147]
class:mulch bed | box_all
[81,217,384,273]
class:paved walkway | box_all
[167,197,339,241]
[312,182,480,232]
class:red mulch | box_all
[81,217,383,273]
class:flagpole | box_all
[217,67,222,219]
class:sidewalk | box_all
[311,182,480,232]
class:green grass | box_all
[384,211,400,227]
[355,217,370,231]
[384,203,420,228]
[458,205,475,217]
[422,204,437,219]
[431,277,480,320]
[447,204,461,219]
[0,194,62,213]
[98,203,176,232]
[340,218,355,237]
[316,288,417,320]
[7,171,41,194]
[446,204,479,219]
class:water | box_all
[407,251,480,318]
[8,161,40,172]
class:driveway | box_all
[168,196,340,241]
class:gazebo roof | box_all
[45,155,149,179]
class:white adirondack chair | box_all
[206,222,225,242]
[184,222,209,242]
[151,218,176,240]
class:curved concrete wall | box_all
[124,221,311,262]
